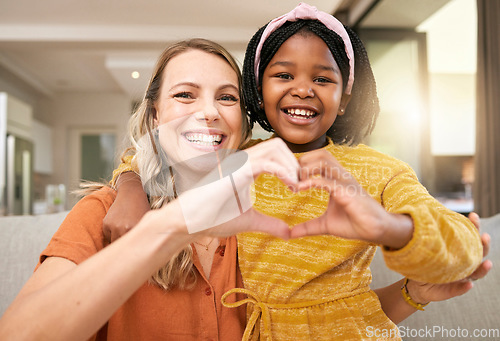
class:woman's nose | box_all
[194,101,220,123]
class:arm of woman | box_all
[0,194,287,341]
[0,138,299,341]
[102,136,299,242]
[0,201,192,341]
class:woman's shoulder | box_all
[73,186,117,216]
[38,186,116,266]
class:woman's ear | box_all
[338,94,352,116]
[152,106,158,127]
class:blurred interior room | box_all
[0,0,499,217]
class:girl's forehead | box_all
[282,32,327,48]
[272,33,336,64]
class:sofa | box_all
[0,211,498,340]
[0,211,68,316]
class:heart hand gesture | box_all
[290,150,413,249]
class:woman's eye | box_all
[219,95,238,102]
[173,92,192,99]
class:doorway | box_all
[68,127,117,207]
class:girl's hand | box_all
[173,138,299,239]
[404,212,492,304]
[103,172,151,242]
[290,150,413,248]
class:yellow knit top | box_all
[222,139,482,341]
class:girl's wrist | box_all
[379,213,414,250]
[403,278,430,310]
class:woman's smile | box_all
[181,128,227,152]
[154,49,243,168]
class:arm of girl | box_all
[103,171,150,242]
[375,213,491,324]
[291,149,483,283]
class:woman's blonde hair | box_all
[125,38,251,290]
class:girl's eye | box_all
[173,92,192,99]
[314,77,333,84]
[276,73,293,80]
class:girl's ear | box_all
[257,87,264,109]
[338,94,352,116]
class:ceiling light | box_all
[131,71,140,79]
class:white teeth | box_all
[286,108,316,119]
[185,133,222,146]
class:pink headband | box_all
[254,2,355,94]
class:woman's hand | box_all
[172,138,299,239]
[289,150,413,248]
[103,172,151,242]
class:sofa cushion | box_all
[0,211,68,316]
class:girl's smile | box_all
[281,105,320,124]
[261,32,346,153]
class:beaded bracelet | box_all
[401,278,430,311]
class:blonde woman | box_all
[0,39,300,341]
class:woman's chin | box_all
[180,152,221,172]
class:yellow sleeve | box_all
[381,164,482,283]
[110,155,138,186]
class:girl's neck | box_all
[279,135,329,153]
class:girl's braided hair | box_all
[243,19,380,146]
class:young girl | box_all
[104,4,487,340]
[220,3,483,339]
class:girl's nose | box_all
[290,80,314,98]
